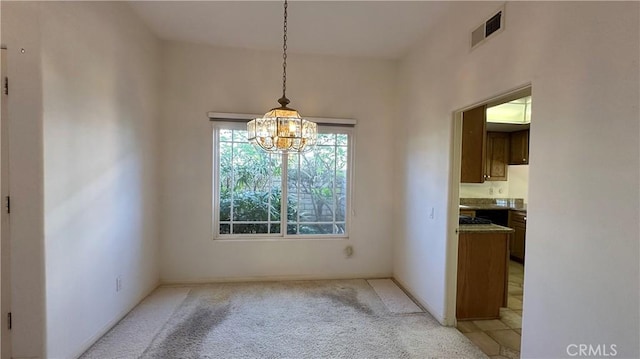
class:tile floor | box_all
[457,260,524,359]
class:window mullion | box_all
[267,154,272,234]
[296,153,301,235]
[333,137,338,233]
[281,153,288,237]
[214,128,220,235]
[229,137,235,234]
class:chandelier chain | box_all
[282,0,288,101]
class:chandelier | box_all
[247,0,317,154]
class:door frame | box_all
[0,47,11,359]
[445,83,531,324]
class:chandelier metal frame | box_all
[247,0,317,154]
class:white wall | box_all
[507,165,528,203]
[0,2,46,357]
[39,2,161,358]
[158,41,396,282]
[395,1,638,357]
[459,180,509,199]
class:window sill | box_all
[212,235,349,242]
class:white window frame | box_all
[211,117,354,241]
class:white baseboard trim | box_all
[70,280,161,359]
[392,276,449,325]
[159,273,393,286]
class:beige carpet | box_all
[367,279,424,314]
[81,279,487,359]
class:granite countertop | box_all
[459,198,527,212]
[459,224,515,233]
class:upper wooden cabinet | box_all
[461,106,511,183]
[461,105,487,183]
[509,129,529,165]
[485,132,509,181]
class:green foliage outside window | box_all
[217,129,348,236]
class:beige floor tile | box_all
[509,275,524,284]
[508,281,522,288]
[508,297,523,310]
[513,310,523,315]
[500,346,521,359]
[514,328,522,335]
[490,356,511,359]
[500,310,522,329]
[508,284,523,295]
[464,332,501,356]
[487,329,522,351]
[473,319,510,331]
[457,320,482,333]
[509,261,524,272]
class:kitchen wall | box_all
[507,165,529,203]
[158,41,396,283]
[395,1,638,358]
[459,164,529,203]
[4,2,162,358]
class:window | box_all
[213,122,352,239]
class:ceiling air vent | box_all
[471,6,505,49]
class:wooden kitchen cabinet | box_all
[509,210,526,262]
[461,105,486,183]
[485,132,509,181]
[509,129,529,165]
[461,105,511,183]
[457,231,510,320]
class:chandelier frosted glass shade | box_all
[247,107,317,153]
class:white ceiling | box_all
[128,1,453,59]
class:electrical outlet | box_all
[344,245,354,258]
[116,276,122,292]
[489,187,494,195]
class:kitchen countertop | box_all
[459,224,515,233]
[460,204,527,211]
[459,198,527,212]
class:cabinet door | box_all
[510,223,526,262]
[508,211,526,262]
[509,129,529,165]
[485,132,509,181]
[457,232,509,320]
[461,105,486,183]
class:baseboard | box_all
[71,279,161,359]
[159,273,393,286]
[391,276,449,325]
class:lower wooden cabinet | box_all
[457,231,510,320]
[509,211,526,262]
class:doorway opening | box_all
[447,85,531,358]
